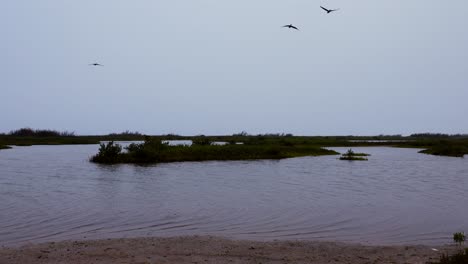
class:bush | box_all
[90,141,123,163]
[454,232,466,246]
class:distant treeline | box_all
[410,133,468,138]
[2,128,75,137]
[1,128,467,157]
[232,131,294,137]
[107,130,142,137]
[0,128,94,146]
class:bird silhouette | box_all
[89,63,103,66]
[283,24,299,30]
[320,6,339,14]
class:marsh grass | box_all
[419,143,468,157]
[0,137,99,146]
[2,128,468,158]
[90,139,339,164]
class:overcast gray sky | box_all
[1,0,467,135]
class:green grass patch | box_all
[339,156,368,161]
[0,145,11,150]
[339,149,370,161]
[90,139,339,164]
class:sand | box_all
[0,236,456,264]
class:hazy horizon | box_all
[2,0,468,136]
[1,127,468,137]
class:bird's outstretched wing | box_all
[291,25,299,30]
[320,6,330,12]
[330,8,339,12]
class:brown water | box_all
[1,145,467,246]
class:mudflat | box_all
[0,236,455,264]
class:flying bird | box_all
[283,24,299,30]
[89,63,104,66]
[320,6,339,14]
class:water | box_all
[1,145,467,246]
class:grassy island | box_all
[339,149,370,161]
[90,138,339,164]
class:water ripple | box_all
[1,145,468,246]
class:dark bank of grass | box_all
[339,156,368,161]
[0,128,100,146]
[418,143,468,157]
[2,128,468,158]
[0,145,11,150]
[90,140,339,164]
[429,249,468,264]
[0,129,146,147]
[0,136,99,146]
[392,136,468,157]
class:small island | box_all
[339,149,370,161]
[90,138,339,164]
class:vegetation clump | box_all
[429,248,468,264]
[453,232,466,246]
[0,145,11,150]
[427,232,468,264]
[339,149,370,161]
[90,141,124,163]
[90,138,339,164]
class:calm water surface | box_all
[1,145,467,246]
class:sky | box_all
[1,0,468,136]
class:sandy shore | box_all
[0,236,455,264]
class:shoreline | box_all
[0,236,456,264]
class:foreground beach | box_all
[0,236,456,264]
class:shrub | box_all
[454,232,466,246]
[344,149,355,156]
[90,141,123,163]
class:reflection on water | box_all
[0,145,467,246]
